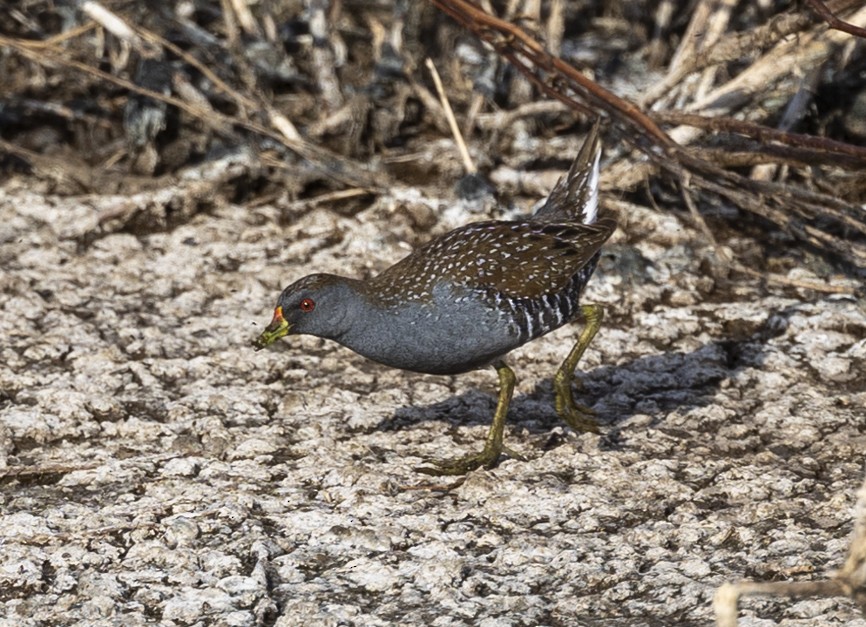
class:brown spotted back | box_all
[368,218,616,306]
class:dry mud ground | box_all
[1,156,865,626]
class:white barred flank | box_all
[488,255,597,346]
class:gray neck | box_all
[322,278,371,341]
[328,287,393,354]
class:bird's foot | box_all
[554,383,600,434]
[416,443,525,476]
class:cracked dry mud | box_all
[1,171,865,626]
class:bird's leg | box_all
[554,304,603,434]
[418,360,520,475]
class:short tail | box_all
[533,120,601,225]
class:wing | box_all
[371,218,616,303]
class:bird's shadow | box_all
[375,305,795,449]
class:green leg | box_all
[418,360,519,476]
[553,304,603,434]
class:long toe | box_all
[416,445,503,476]
[558,402,600,434]
[570,401,597,417]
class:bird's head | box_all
[253,273,354,349]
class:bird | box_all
[254,122,616,474]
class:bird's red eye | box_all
[300,298,316,312]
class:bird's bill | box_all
[253,306,291,350]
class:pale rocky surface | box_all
[1,163,865,626]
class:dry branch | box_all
[0,30,383,190]
[715,474,866,626]
[428,0,866,272]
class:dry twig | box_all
[427,0,866,271]
[714,475,866,625]
[426,58,476,175]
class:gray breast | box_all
[335,282,523,375]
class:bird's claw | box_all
[554,382,600,434]
[416,444,526,476]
